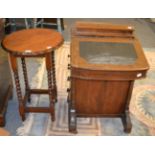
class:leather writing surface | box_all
[79,42,137,65]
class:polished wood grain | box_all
[72,21,134,38]
[68,22,149,133]
[2,28,63,56]
[74,80,130,114]
[2,28,63,121]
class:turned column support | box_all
[46,53,55,121]
[21,57,31,102]
[9,55,25,121]
[51,51,57,102]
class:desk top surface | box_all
[71,22,149,72]
[2,28,63,56]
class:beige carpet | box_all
[0,128,10,136]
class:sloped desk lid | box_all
[79,41,137,65]
[71,22,149,72]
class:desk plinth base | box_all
[68,78,134,134]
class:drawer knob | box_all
[137,73,142,78]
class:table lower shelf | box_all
[19,88,56,122]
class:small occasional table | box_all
[2,28,63,121]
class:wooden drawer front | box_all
[71,68,147,81]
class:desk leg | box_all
[121,81,134,133]
[122,111,132,133]
[9,55,25,121]
[46,53,55,121]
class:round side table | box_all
[2,28,63,121]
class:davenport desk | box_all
[68,22,149,133]
[2,28,63,121]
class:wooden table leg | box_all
[9,55,25,121]
[46,53,55,121]
[51,51,57,103]
[21,57,31,102]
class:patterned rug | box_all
[16,43,155,136]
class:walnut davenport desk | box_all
[68,22,149,133]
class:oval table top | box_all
[2,28,64,56]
